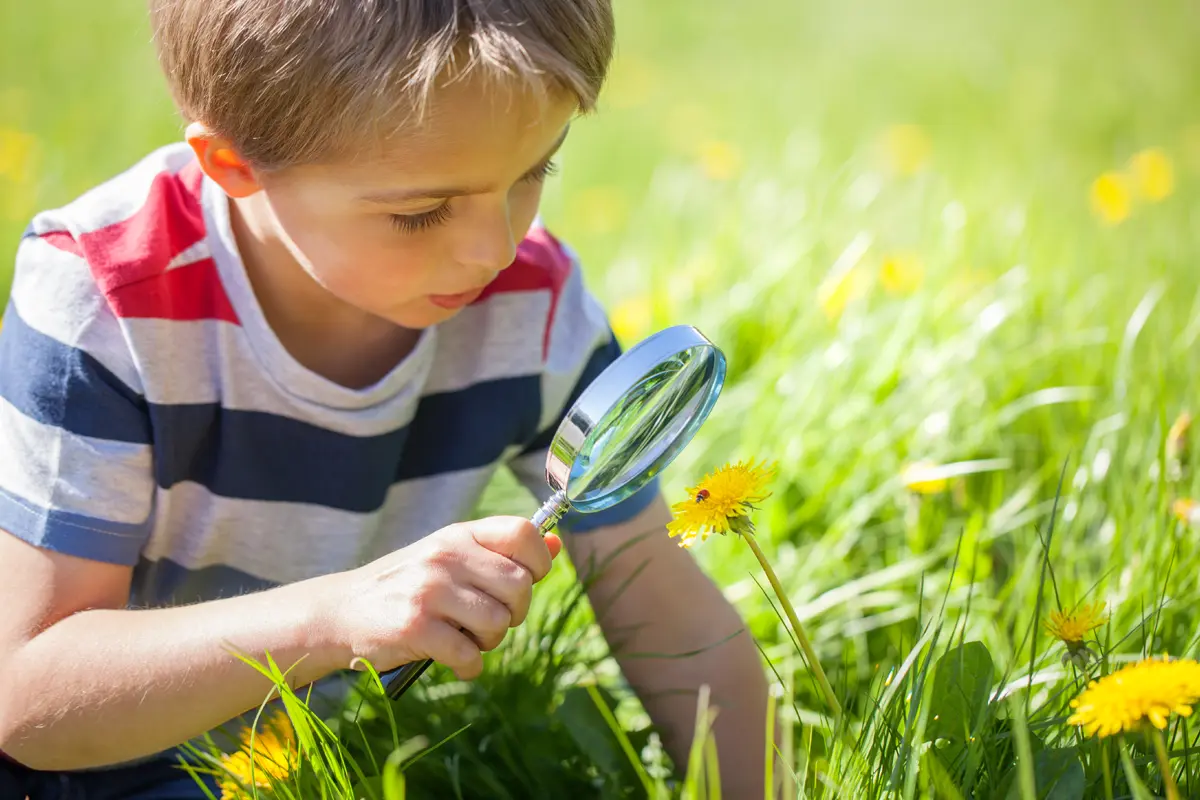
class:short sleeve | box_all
[505,234,660,534]
[0,224,155,565]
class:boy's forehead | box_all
[342,73,577,179]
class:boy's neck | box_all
[228,195,422,390]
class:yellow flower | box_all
[1173,498,1199,525]
[218,711,297,799]
[1167,411,1191,463]
[879,253,924,295]
[1090,172,1131,225]
[879,124,931,176]
[0,128,36,182]
[667,460,776,548]
[609,293,653,345]
[1044,602,1109,645]
[697,140,742,181]
[1128,147,1174,202]
[901,461,950,494]
[1068,657,1200,737]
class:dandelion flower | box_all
[1173,498,1199,526]
[697,140,742,181]
[609,293,653,345]
[218,711,297,799]
[1167,411,1191,463]
[1090,172,1131,225]
[1128,147,1174,202]
[1045,602,1109,645]
[901,461,950,494]
[667,460,776,548]
[879,253,924,295]
[1068,657,1200,738]
[880,124,931,176]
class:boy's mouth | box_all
[428,288,486,310]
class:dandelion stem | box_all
[1152,728,1180,800]
[740,531,842,719]
[1101,740,1114,800]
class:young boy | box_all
[0,1,769,797]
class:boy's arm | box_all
[0,516,558,771]
[563,495,770,797]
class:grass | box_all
[6,0,1200,797]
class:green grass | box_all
[6,0,1200,797]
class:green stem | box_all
[1101,739,1114,800]
[1152,727,1180,800]
[741,531,843,719]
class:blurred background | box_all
[5,0,1200,766]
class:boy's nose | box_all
[455,207,517,276]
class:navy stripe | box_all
[0,483,150,566]
[520,334,621,456]
[152,376,541,512]
[0,301,151,444]
[151,403,411,512]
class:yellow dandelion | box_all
[1167,411,1191,463]
[697,140,742,181]
[609,293,654,345]
[1090,172,1131,225]
[1044,602,1109,645]
[218,711,297,799]
[901,461,950,495]
[667,459,776,548]
[1128,147,1174,202]
[1068,656,1200,738]
[879,124,931,176]
[1173,498,1199,525]
[879,253,924,295]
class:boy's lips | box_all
[428,287,486,310]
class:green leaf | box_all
[1004,748,1085,800]
[921,748,966,800]
[926,641,995,743]
[553,685,628,778]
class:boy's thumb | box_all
[544,532,563,560]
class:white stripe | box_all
[165,239,212,271]
[0,396,153,525]
[143,465,499,583]
[11,237,144,393]
[537,259,612,434]
[46,143,195,235]
[423,290,550,395]
[124,317,426,436]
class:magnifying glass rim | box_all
[543,324,725,508]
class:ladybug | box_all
[695,489,711,502]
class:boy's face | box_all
[201,76,578,330]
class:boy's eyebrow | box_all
[358,127,570,205]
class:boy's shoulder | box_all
[19,142,222,319]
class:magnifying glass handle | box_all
[383,491,571,700]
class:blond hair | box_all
[149,0,614,169]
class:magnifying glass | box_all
[383,324,727,700]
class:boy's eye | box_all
[390,203,452,234]
[523,159,559,184]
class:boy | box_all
[0,1,769,797]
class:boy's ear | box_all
[185,122,262,198]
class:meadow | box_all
[4,0,1200,796]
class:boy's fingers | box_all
[544,532,562,560]
[469,517,553,582]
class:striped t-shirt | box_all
[0,142,658,613]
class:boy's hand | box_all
[315,517,562,679]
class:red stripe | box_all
[108,257,239,323]
[73,160,239,324]
[475,227,571,358]
[38,229,83,256]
